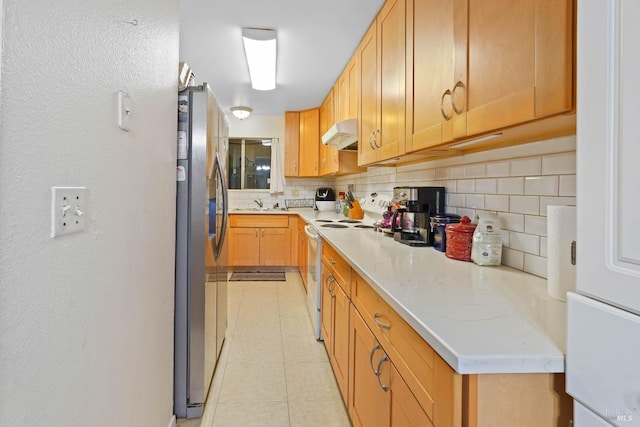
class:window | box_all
[228,138,273,190]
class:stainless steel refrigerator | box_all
[174,83,228,419]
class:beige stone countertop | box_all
[297,211,566,375]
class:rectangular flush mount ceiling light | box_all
[242,28,277,91]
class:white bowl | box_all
[316,201,336,212]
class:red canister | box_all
[445,216,477,261]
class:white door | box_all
[569,1,640,425]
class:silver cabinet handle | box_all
[328,258,336,265]
[369,131,376,150]
[325,274,336,296]
[376,354,389,391]
[373,313,391,330]
[373,129,381,148]
[451,81,465,115]
[369,342,381,374]
[440,89,453,121]
[255,229,258,237]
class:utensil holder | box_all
[348,200,364,219]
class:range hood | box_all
[321,119,358,151]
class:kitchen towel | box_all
[547,205,576,301]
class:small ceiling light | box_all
[231,106,252,120]
[242,28,277,91]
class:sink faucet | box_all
[254,199,263,208]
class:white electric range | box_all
[304,193,391,339]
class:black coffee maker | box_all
[391,186,445,246]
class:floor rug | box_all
[229,271,286,282]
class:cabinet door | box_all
[465,0,573,136]
[407,0,467,152]
[321,262,334,356]
[377,0,406,160]
[319,90,337,176]
[260,227,291,266]
[389,365,434,427]
[284,111,300,177]
[349,307,390,427]
[228,228,260,266]
[333,281,350,402]
[347,57,359,121]
[358,23,379,166]
[299,108,320,176]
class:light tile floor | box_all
[177,272,351,427]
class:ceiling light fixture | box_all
[242,28,277,91]
[231,106,252,120]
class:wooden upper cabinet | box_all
[337,56,358,122]
[465,0,574,136]
[358,22,378,166]
[284,111,300,177]
[359,0,407,167]
[406,0,467,153]
[298,108,320,177]
[319,89,336,176]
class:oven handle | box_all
[304,224,320,241]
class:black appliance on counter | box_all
[391,186,445,246]
[315,187,336,202]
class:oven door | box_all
[304,224,322,340]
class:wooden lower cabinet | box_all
[321,259,350,402]
[349,307,433,427]
[228,214,293,267]
[320,244,572,427]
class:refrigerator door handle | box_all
[214,152,228,260]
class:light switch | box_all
[51,187,86,237]
[118,90,132,131]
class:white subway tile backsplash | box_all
[465,163,486,178]
[524,176,558,196]
[525,215,548,237]
[524,254,548,278]
[502,247,524,270]
[540,237,548,257]
[559,175,576,196]
[542,152,576,175]
[465,194,485,209]
[447,193,465,208]
[278,139,576,278]
[475,178,497,194]
[435,168,449,179]
[509,196,540,215]
[457,208,476,219]
[509,232,540,255]
[540,197,576,216]
[457,179,475,193]
[449,166,465,179]
[497,212,525,232]
[485,195,509,212]
[497,177,524,195]
[486,160,510,177]
[510,157,541,176]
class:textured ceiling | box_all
[179,0,385,117]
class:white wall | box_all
[0,1,179,426]
[228,114,285,142]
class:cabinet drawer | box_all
[322,243,351,295]
[352,270,435,421]
[229,214,290,228]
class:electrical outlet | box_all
[51,187,86,237]
[291,189,299,197]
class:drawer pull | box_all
[376,354,389,392]
[373,313,391,330]
[328,258,336,265]
[369,342,381,374]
